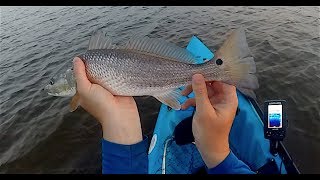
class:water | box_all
[0,6,319,174]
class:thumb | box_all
[192,74,210,109]
[73,57,91,92]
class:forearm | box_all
[206,151,255,174]
[101,136,149,174]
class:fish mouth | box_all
[44,69,77,97]
[46,86,76,97]
[43,84,58,96]
[44,81,76,97]
[43,84,51,93]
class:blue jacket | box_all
[102,137,254,174]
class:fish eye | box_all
[49,80,54,85]
[216,58,223,65]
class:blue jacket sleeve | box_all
[207,151,255,174]
[101,136,149,174]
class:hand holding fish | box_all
[73,57,143,145]
[181,74,238,169]
[46,28,257,148]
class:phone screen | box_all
[268,104,282,128]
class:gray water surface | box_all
[0,6,319,173]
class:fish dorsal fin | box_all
[153,88,183,110]
[124,36,197,64]
[88,30,115,50]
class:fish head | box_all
[44,69,76,97]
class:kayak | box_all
[147,35,300,174]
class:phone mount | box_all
[269,140,279,155]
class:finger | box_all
[181,98,196,110]
[73,57,91,92]
[192,74,211,108]
[209,82,238,113]
[209,81,224,95]
[181,84,193,96]
[222,83,237,103]
[221,82,236,95]
[211,81,236,100]
[182,81,214,96]
[206,84,215,97]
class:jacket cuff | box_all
[102,136,149,157]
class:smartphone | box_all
[264,100,287,141]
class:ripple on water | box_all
[0,6,319,173]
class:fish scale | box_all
[79,49,226,96]
[45,28,259,110]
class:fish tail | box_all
[216,28,259,99]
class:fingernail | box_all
[73,57,80,63]
[192,74,203,84]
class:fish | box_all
[44,28,259,111]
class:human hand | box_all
[181,74,238,168]
[73,57,142,145]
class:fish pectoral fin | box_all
[88,30,116,50]
[123,36,197,64]
[69,91,80,112]
[153,89,183,110]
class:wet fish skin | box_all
[46,28,258,110]
[78,49,228,96]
